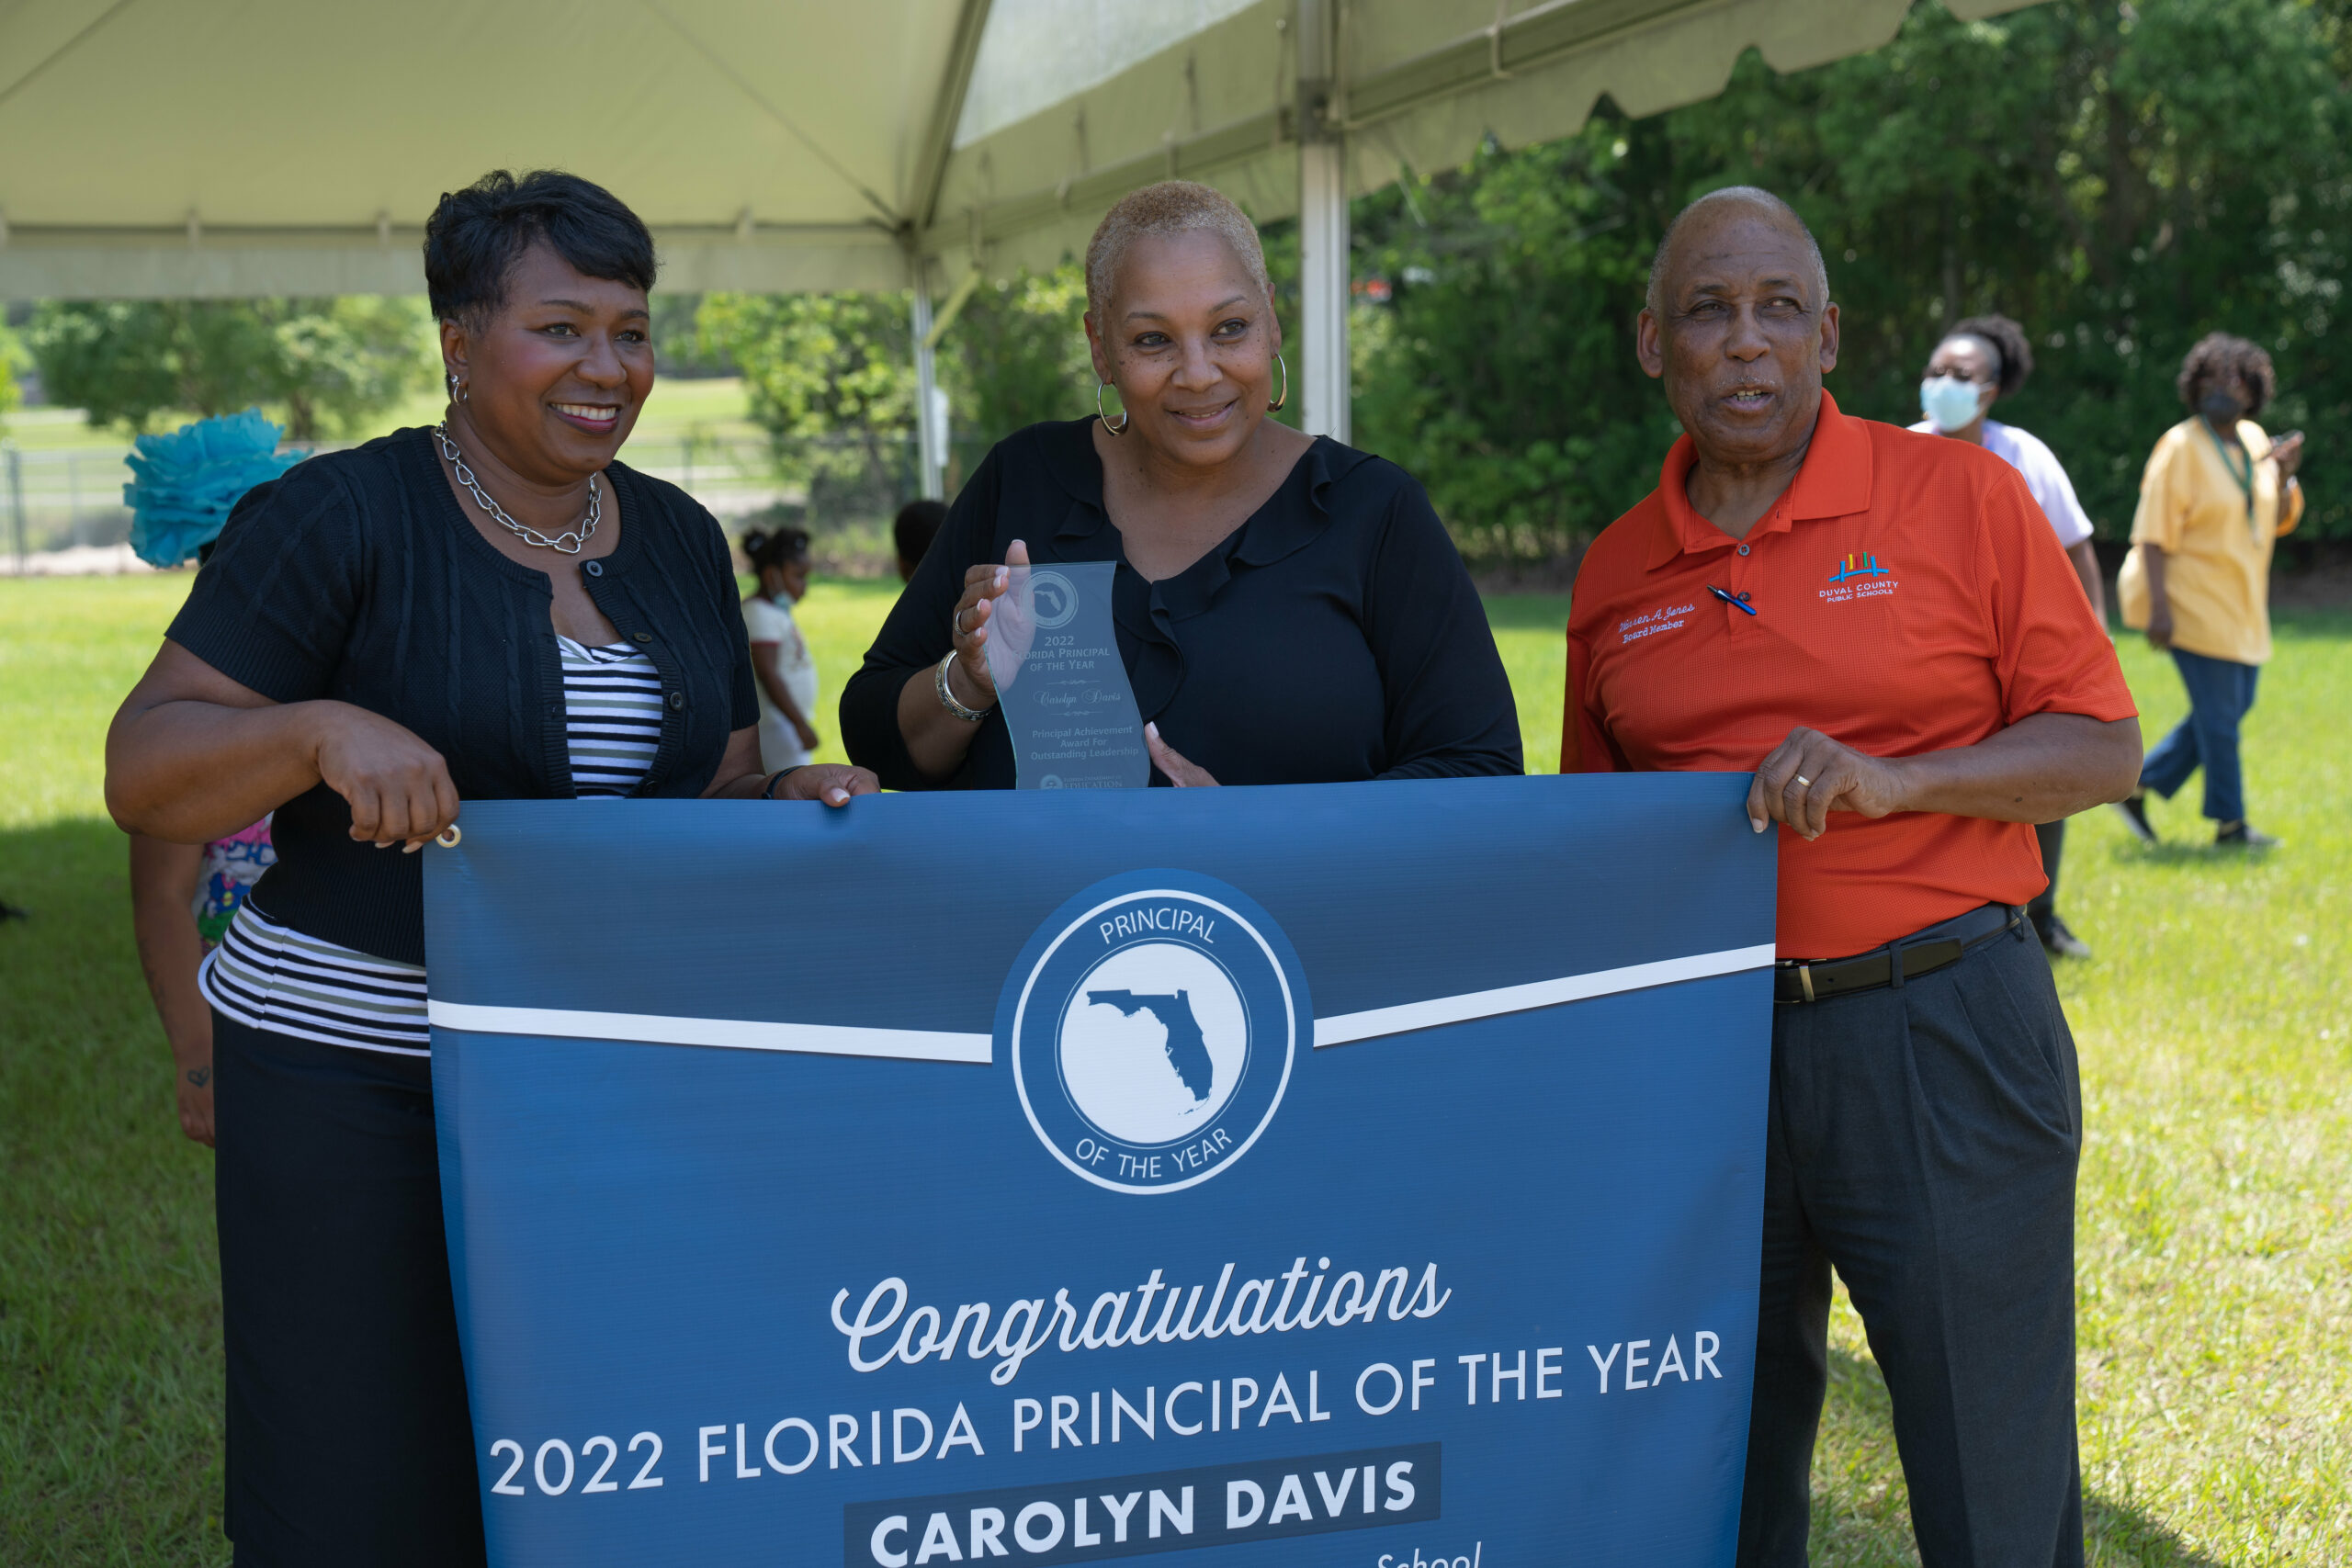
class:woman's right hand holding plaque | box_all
[945,537,1027,708]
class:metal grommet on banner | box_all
[435,825,463,848]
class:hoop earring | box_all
[1095,380,1129,436]
[1267,351,1288,413]
[447,370,468,404]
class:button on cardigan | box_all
[167,426,759,965]
[842,418,1523,790]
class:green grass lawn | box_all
[2,577,2346,1563]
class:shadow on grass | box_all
[0,818,230,1567]
[2108,839,2286,868]
[1811,1344,2228,1567]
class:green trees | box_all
[25,297,432,440]
[0,321,21,427]
[1354,0,2352,559]
[695,265,1090,509]
[697,291,916,446]
[1351,126,1677,566]
[695,290,919,520]
[933,265,1091,455]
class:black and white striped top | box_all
[560,636,665,795]
[202,902,433,1054]
[201,639,665,1055]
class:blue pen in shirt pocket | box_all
[1707,584,1757,615]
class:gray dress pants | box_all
[1736,910,2084,1567]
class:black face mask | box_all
[2200,389,2248,427]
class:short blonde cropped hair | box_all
[1084,180,1272,320]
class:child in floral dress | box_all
[130,818,276,1145]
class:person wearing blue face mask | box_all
[1914,314,2105,958]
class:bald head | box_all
[1634,184,1840,478]
[1645,187,1828,316]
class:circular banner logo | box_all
[1005,874,1304,1194]
[1026,569,1080,630]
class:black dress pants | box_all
[213,1013,488,1567]
[1736,914,2084,1567]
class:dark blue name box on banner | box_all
[423,774,1776,1567]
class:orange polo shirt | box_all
[1564,393,2136,957]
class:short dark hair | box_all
[894,499,948,567]
[1945,314,2034,398]
[2176,332,2277,417]
[743,525,811,574]
[424,170,657,327]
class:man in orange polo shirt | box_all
[1565,188,2141,1567]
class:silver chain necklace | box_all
[434,423,601,555]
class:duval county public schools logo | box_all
[1006,874,1304,1195]
[1826,550,1892,583]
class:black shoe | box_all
[2035,912,2092,959]
[2216,820,2282,849]
[2111,792,2158,845]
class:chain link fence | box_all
[1,429,989,575]
[1,443,138,559]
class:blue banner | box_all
[424,774,1775,1566]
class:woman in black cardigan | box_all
[105,170,874,1564]
[844,181,1521,788]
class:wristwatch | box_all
[935,650,995,722]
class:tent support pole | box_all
[1296,0,1348,443]
[1297,141,1349,443]
[910,252,945,501]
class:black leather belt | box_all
[1774,902,2026,1004]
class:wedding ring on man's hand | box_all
[1793,774,1812,787]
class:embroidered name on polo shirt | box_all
[1617,601,1696,645]
[1819,551,1898,604]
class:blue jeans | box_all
[2140,648,2260,823]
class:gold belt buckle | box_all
[1798,963,1815,1003]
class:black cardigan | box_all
[842,419,1522,789]
[168,426,758,964]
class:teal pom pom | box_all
[124,409,303,567]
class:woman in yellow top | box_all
[2117,333,2306,847]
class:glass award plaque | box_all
[981,560,1149,790]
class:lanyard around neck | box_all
[2204,419,2256,522]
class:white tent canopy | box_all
[1,0,2033,470]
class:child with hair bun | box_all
[743,525,820,770]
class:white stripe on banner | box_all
[425,1001,994,1065]
[1310,942,1778,1049]
[430,942,1774,1064]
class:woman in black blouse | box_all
[105,171,874,1565]
[843,181,1521,787]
